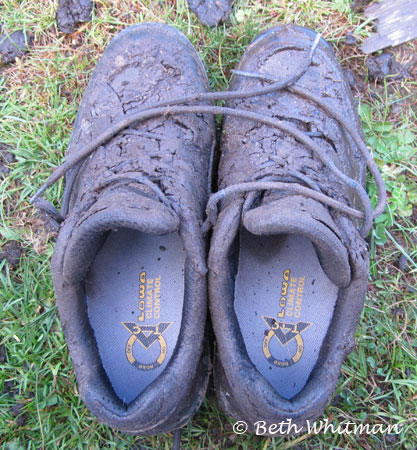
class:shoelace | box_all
[30,34,386,237]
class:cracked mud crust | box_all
[218,26,366,207]
[63,24,214,219]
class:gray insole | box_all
[86,229,185,404]
[234,229,338,400]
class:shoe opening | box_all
[86,228,185,404]
[233,228,338,400]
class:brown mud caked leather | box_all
[187,0,233,27]
[208,25,386,435]
[47,23,215,435]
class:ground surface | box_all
[0,0,416,448]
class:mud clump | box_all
[351,0,372,11]
[0,241,23,267]
[37,209,61,234]
[57,0,93,34]
[0,30,32,65]
[3,380,18,398]
[0,144,16,179]
[0,344,6,363]
[10,403,27,427]
[344,69,366,92]
[187,0,232,27]
[367,53,411,81]
[345,33,358,45]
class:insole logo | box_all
[278,269,306,319]
[262,269,312,368]
[137,271,161,322]
[262,318,312,367]
[122,322,172,371]
[121,271,172,371]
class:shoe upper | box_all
[218,26,366,210]
[209,25,374,432]
[51,23,215,434]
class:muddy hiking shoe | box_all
[33,23,215,434]
[30,23,385,437]
[207,25,386,434]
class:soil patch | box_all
[57,0,93,34]
[0,144,15,179]
[0,30,32,65]
[0,241,23,267]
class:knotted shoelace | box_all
[30,34,386,237]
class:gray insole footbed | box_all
[234,229,338,400]
[86,228,185,404]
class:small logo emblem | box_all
[262,317,312,368]
[122,322,172,371]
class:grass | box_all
[1,0,416,448]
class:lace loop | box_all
[201,180,365,234]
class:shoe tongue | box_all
[242,195,351,287]
[87,185,179,234]
[62,185,179,283]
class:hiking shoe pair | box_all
[32,23,385,435]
